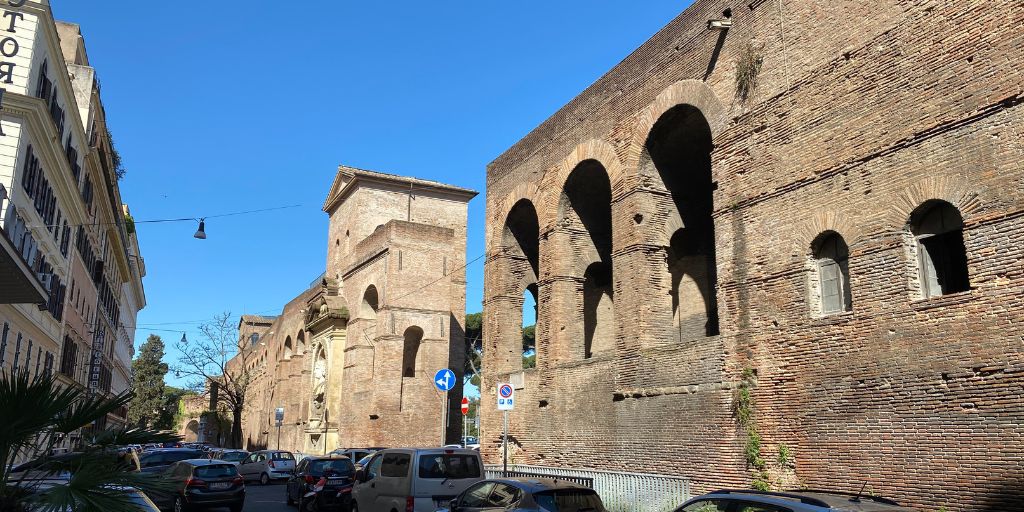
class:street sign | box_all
[275,407,285,426]
[434,369,456,392]
[497,383,515,411]
[461,397,470,415]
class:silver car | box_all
[437,478,607,512]
[237,450,295,485]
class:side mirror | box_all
[354,469,365,482]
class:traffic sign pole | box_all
[502,409,509,474]
[433,369,456,446]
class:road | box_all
[242,481,290,512]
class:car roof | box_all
[181,459,236,466]
[378,447,480,455]
[305,456,353,461]
[147,448,203,453]
[699,490,912,512]
[489,478,594,493]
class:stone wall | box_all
[481,1,1023,510]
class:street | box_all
[241,481,290,512]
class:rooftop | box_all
[323,164,478,212]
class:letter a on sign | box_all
[497,383,514,411]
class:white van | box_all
[352,448,484,512]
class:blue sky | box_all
[50,1,691,386]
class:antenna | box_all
[853,482,867,502]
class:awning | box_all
[0,230,47,304]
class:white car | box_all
[352,448,483,512]
[237,450,296,485]
[213,449,250,466]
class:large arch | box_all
[488,199,542,376]
[283,336,293,360]
[361,285,380,319]
[558,159,615,359]
[642,103,720,341]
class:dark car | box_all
[138,449,206,474]
[674,489,915,512]
[285,456,356,511]
[439,478,607,512]
[150,459,245,512]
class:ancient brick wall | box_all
[481,1,1023,510]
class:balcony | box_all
[0,184,48,305]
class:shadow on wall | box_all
[980,474,1024,512]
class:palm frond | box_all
[54,390,133,435]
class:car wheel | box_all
[260,472,270,485]
[350,502,358,512]
[286,487,295,506]
[229,501,243,512]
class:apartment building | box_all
[0,1,145,439]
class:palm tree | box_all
[0,369,180,512]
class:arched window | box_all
[814,232,852,314]
[362,285,379,319]
[283,337,293,360]
[249,333,260,347]
[402,326,423,378]
[912,201,969,298]
[296,330,306,355]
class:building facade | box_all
[0,1,145,443]
[481,1,1022,511]
[231,166,476,453]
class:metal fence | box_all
[485,464,690,512]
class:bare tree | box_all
[172,312,254,448]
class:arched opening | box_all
[911,201,969,298]
[362,285,380,319]
[402,326,423,378]
[283,336,293,360]
[812,231,852,314]
[561,160,614,359]
[184,419,199,442]
[646,104,719,340]
[500,199,540,373]
[296,330,306,356]
[522,285,537,369]
[401,326,424,410]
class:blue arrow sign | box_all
[434,369,456,392]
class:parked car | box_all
[674,490,915,512]
[436,477,607,512]
[238,450,296,485]
[352,448,483,512]
[354,454,374,470]
[212,450,250,466]
[149,459,245,512]
[330,449,376,467]
[285,456,356,511]
[137,448,206,474]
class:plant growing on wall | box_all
[735,41,765,102]
[735,368,770,490]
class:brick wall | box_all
[482,1,1024,510]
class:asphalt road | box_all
[242,481,291,512]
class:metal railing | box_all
[485,464,690,512]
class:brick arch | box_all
[623,79,729,174]
[888,176,983,228]
[539,139,625,230]
[793,211,866,258]
[487,182,542,254]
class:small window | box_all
[460,483,496,508]
[194,465,237,478]
[533,489,605,511]
[366,455,383,480]
[417,454,481,479]
[814,232,852,314]
[736,502,793,512]
[678,500,731,512]
[272,452,294,461]
[380,453,410,478]
[912,202,970,298]
[489,483,523,507]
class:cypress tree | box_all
[127,334,168,428]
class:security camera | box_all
[708,19,733,30]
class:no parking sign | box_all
[497,383,515,411]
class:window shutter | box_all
[820,259,842,313]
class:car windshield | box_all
[272,452,294,461]
[417,454,481,479]
[220,452,248,462]
[194,465,237,478]
[534,489,604,512]
[308,459,355,476]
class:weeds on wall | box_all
[735,41,764,102]
[735,368,770,491]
